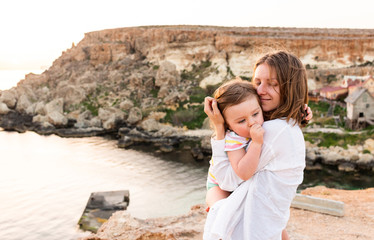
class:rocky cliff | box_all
[0,25,374,157]
[2,26,374,129]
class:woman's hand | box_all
[304,104,313,121]
[204,97,225,139]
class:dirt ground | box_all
[286,186,374,240]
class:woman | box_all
[203,50,310,240]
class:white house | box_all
[345,86,374,129]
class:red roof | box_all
[319,86,345,93]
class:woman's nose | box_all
[257,83,266,95]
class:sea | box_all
[0,70,373,240]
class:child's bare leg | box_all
[282,229,289,240]
[206,186,230,207]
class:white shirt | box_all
[204,119,305,240]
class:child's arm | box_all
[227,123,264,181]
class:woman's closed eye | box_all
[270,80,278,87]
[238,119,246,124]
[254,80,261,87]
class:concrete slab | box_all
[291,193,345,217]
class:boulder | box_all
[47,111,68,126]
[90,117,102,128]
[157,85,170,98]
[357,153,374,170]
[15,95,32,113]
[364,138,374,153]
[127,107,142,125]
[98,107,126,130]
[153,124,181,137]
[323,150,343,165]
[34,102,46,115]
[146,111,166,121]
[140,118,161,132]
[33,114,49,123]
[155,61,180,87]
[0,102,10,114]
[56,84,86,105]
[119,99,134,111]
[45,98,64,115]
[103,115,116,130]
[0,90,17,109]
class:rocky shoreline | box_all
[80,186,374,240]
[1,108,373,173]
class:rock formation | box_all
[0,25,373,166]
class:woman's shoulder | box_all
[263,118,299,129]
[262,118,302,142]
[263,118,288,129]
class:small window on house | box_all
[359,112,364,117]
[367,104,370,108]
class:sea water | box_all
[0,131,208,240]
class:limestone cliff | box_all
[1,25,374,135]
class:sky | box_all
[1,0,374,70]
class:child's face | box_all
[253,63,281,112]
[223,96,264,139]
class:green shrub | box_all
[180,61,213,82]
[309,101,330,114]
[82,94,101,116]
[304,131,369,149]
[163,105,205,129]
[333,104,346,116]
[327,74,337,83]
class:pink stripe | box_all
[225,143,243,149]
[208,177,218,184]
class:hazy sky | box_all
[1,0,374,70]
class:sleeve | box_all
[209,138,244,192]
[224,131,249,152]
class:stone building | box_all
[345,84,374,129]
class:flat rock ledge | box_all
[81,186,374,240]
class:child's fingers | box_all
[204,97,214,116]
[211,99,221,116]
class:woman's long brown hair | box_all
[253,50,309,127]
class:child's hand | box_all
[204,97,225,139]
[250,123,264,144]
[204,97,225,126]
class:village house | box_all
[345,77,374,129]
[319,86,348,100]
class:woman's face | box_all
[253,63,281,112]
